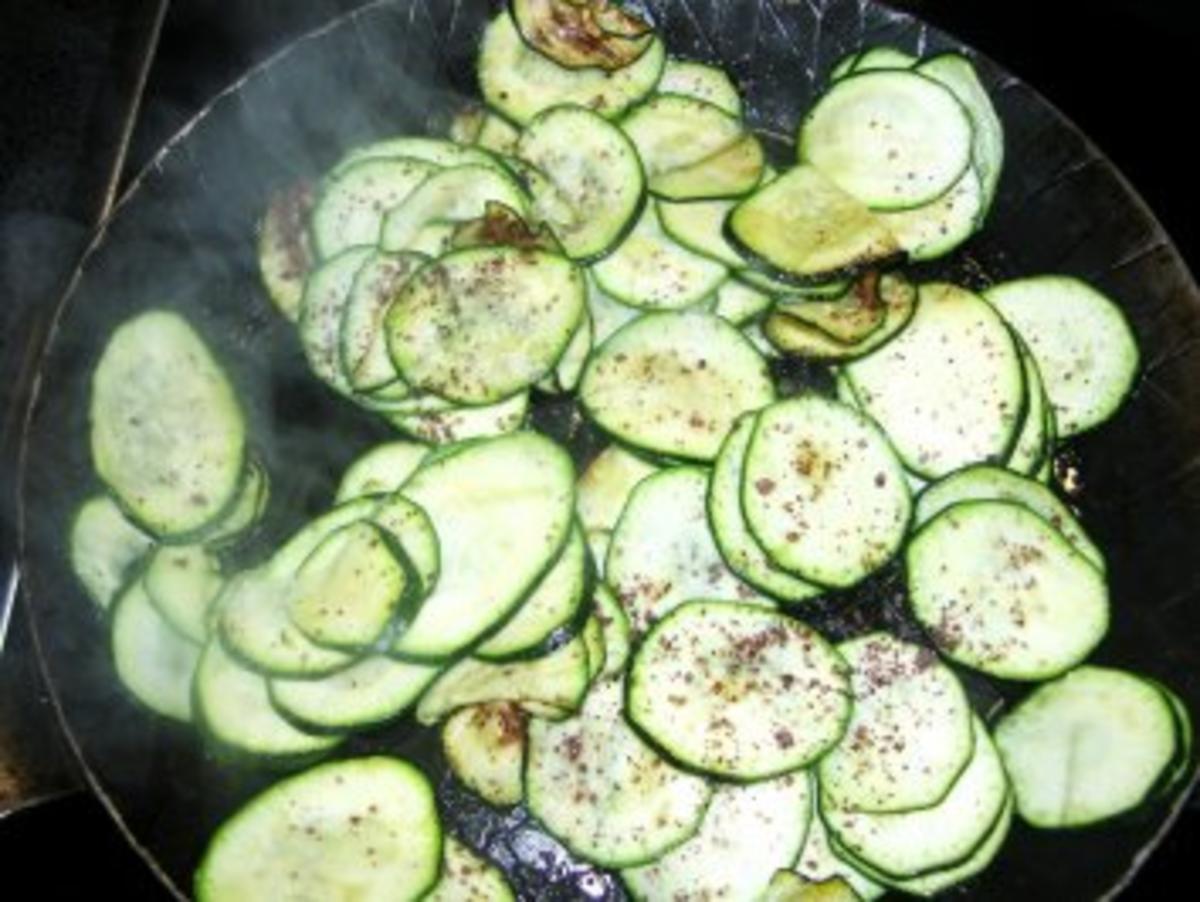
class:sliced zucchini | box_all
[592,203,728,310]
[257,180,315,321]
[657,198,744,268]
[387,392,531,444]
[628,601,852,779]
[729,165,901,284]
[580,312,775,461]
[709,414,823,602]
[332,136,499,176]
[475,524,589,660]
[387,246,585,404]
[1006,345,1051,476]
[651,133,765,202]
[799,70,974,211]
[818,633,974,814]
[339,250,426,393]
[369,493,440,597]
[582,613,607,679]
[299,246,374,397]
[552,308,593,392]
[829,51,862,82]
[587,271,642,344]
[394,432,575,659]
[607,467,769,636]
[985,275,1140,437]
[426,835,516,902]
[622,773,812,900]
[795,793,885,901]
[525,677,712,868]
[287,521,411,650]
[335,441,431,503]
[913,465,1104,571]
[201,455,269,548]
[70,495,155,610]
[144,544,223,643]
[876,166,983,261]
[111,580,200,722]
[310,156,436,259]
[713,280,772,326]
[576,444,660,532]
[415,631,591,725]
[442,702,527,807]
[907,500,1110,680]
[194,758,441,902]
[764,273,918,362]
[194,638,342,759]
[846,282,1025,479]
[91,311,246,537]
[511,0,653,71]
[742,396,911,588]
[995,666,1179,828]
[593,585,631,678]
[517,104,645,261]
[380,164,528,253]
[478,11,666,125]
[623,94,744,181]
[451,201,564,254]
[476,113,522,156]
[775,275,887,345]
[761,873,865,902]
[269,655,439,733]
[658,59,742,116]
[587,529,611,579]
[822,716,1008,879]
[738,267,852,299]
[849,47,917,73]
[918,52,1005,208]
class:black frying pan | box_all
[15,0,1200,898]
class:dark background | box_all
[0,0,1196,898]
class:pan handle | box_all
[0,565,85,819]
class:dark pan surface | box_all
[18,0,1200,898]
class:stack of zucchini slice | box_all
[67,2,1193,900]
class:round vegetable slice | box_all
[70,495,155,610]
[995,666,1178,828]
[658,59,743,116]
[742,396,911,588]
[144,544,224,643]
[111,580,200,722]
[270,655,438,733]
[526,677,712,868]
[339,250,426,393]
[580,311,775,462]
[194,757,441,902]
[628,602,851,779]
[799,70,974,211]
[387,246,585,404]
[817,633,974,814]
[425,835,516,902]
[907,500,1109,680]
[441,702,527,808]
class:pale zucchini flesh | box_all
[144,544,224,643]
[442,702,528,807]
[269,654,439,732]
[576,444,660,533]
[70,495,155,610]
[111,580,200,722]
[335,441,431,503]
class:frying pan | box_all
[14,0,1200,897]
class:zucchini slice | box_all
[846,282,1025,479]
[742,396,911,589]
[761,873,865,902]
[798,70,974,211]
[849,46,918,73]
[995,666,1179,828]
[622,773,812,900]
[269,654,439,733]
[426,835,516,902]
[339,250,426,394]
[70,495,155,610]
[335,441,431,503]
[479,11,666,126]
[822,716,1008,879]
[658,197,744,268]
[310,156,436,259]
[511,0,654,72]
[442,702,527,807]
[713,280,772,326]
[111,580,200,722]
[257,180,315,321]
[300,247,374,398]
[587,271,642,344]
[728,165,901,284]
[144,544,223,643]
[475,524,589,660]
[775,274,887,345]
[593,584,631,678]
[622,95,745,186]
[651,133,766,202]
[386,392,531,445]
[91,311,246,538]
[907,500,1109,681]
[795,793,885,900]
[525,677,712,868]
[394,432,575,660]
[387,247,585,405]
[607,467,770,636]
[658,59,743,116]
[592,203,728,310]
[628,601,852,779]
[818,633,974,814]
[709,414,823,602]
[415,631,591,725]
[518,105,645,261]
[985,275,1140,438]
[576,444,660,532]
[875,166,983,262]
[580,312,775,461]
[200,455,270,548]
[194,758,441,902]
[194,638,343,759]
[332,136,499,176]
[914,465,1104,571]
[1005,344,1052,476]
